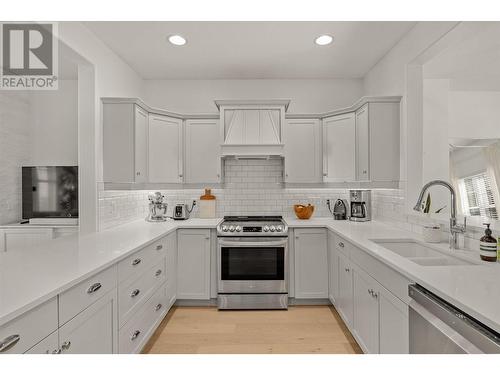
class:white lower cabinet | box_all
[337,251,354,328]
[352,265,380,354]
[379,286,409,354]
[59,289,118,354]
[166,232,178,309]
[327,231,339,304]
[294,228,328,299]
[177,229,211,300]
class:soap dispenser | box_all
[479,223,497,262]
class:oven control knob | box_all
[269,226,276,232]
[229,225,235,232]
[276,225,283,232]
[263,226,269,232]
[221,225,228,232]
[235,226,242,232]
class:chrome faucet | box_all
[413,180,467,249]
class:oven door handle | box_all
[218,239,288,247]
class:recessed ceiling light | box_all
[168,35,187,46]
[315,35,333,46]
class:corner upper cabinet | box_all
[103,103,148,183]
[216,100,289,156]
[322,113,356,182]
[184,119,221,183]
[148,114,183,183]
[284,119,322,183]
[355,102,400,183]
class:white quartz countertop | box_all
[0,218,222,326]
[2,215,500,335]
[285,217,500,333]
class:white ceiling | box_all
[84,21,416,79]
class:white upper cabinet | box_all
[148,114,183,183]
[284,119,321,183]
[322,113,356,182]
[103,103,148,183]
[184,119,221,183]
[355,102,400,183]
[355,105,370,181]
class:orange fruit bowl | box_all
[293,204,315,220]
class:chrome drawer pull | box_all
[61,341,71,351]
[155,303,162,311]
[131,289,140,298]
[132,258,141,266]
[130,330,141,341]
[0,334,20,352]
[87,282,102,294]
[52,348,62,354]
[155,269,162,277]
[156,244,163,251]
[338,242,345,248]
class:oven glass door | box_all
[221,246,285,280]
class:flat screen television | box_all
[22,166,78,220]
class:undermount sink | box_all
[370,239,478,267]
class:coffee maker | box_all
[349,190,371,222]
[146,192,168,222]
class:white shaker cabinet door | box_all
[337,252,354,328]
[148,114,183,183]
[322,113,356,182]
[184,119,221,183]
[177,229,211,300]
[59,290,117,354]
[327,231,339,304]
[294,228,328,299]
[355,105,370,181]
[284,119,321,183]
[166,232,178,309]
[134,106,148,183]
[379,286,409,354]
[352,265,379,354]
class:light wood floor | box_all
[142,305,362,354]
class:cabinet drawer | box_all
[119,283,167,354]
[59,265,117,325]
[118,237,166,283]
[335,235,353,257]
[0,297,57,354]
[349,244,412,303]
[24,330,59,354]
[118,258,166,326]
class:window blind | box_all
[461,172,498,219]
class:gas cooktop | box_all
[217,215,288,237]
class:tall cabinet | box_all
[322,113,356,182]
[148,114,183,183]
[103,103,148,183]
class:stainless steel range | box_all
[217,216,289,310]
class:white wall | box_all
[143,79,363,114]
[0,92,33,225]
[30,80,78,166]
[56,22,145,232]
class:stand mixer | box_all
[146,192,168,222]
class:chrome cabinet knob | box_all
[0,334,20,353]
[131,289,140,298]
[131,330,141,341]
[132,258,141,266]
[87,282,102,294]
[61,341,71,351]
[338,242,345,248]
[155,303,162,311]
[155,269,162,277]
[156,244,163,251]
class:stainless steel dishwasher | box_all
[409,284,500,353]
